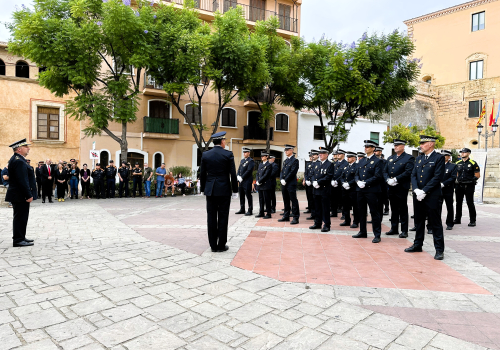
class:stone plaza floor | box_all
[1,191,500,349]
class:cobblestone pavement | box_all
[0,192,499,349]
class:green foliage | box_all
[384,124,446,148]
[167,166,193,178]
[419,125,446,149]
[450,149,459,163]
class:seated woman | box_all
[164,172,175,197]
[176,172,187,196]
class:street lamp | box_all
[327,120,336,134]
[477,123,498,151]
[345,117,353,132]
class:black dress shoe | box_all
[453,219,461,224]
[399,232,408,238]
[446,226,453,230]
[427,229,433,235]
[263,215,272,219]
[434,252,444,260]
[321,226,330,232]
[255,214,265,218]
[235,209,246,214]
[278,217,290,222]
[211,248,218,252]
[217,245,229,252]
[468,222,476,227]
[24,238,34,243]
[271,209,276,214]
[350,223,359,229]
[385,230,398,235]
[409,227,416,232]
[49,200,53,203]
[339,222,350,227]
[411,215,414,219]
[306,216,314,220]
[367,220,372,224]
[13,241,34,247]
[304,210,311,214]
[245,211,253,216]
[352,232,367,238]
[404,245,422,253]
[290,218,299,225]
[372,237,381,243]
[309,224,321,230]
[340,215,345,220]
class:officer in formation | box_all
[356,152,366,163]
[304,150,319,221]
[454,148,480,227]
[91,163,106,199]
[309,147,334,231]
[255,152,273,219]
[383,139,415,238]
[269,155,280,213]
[331,150,348,218]
[340,151,359,228]
[118,161,130,198]
[106,160,117,198]
[375,146,390,216]
[441,150,457,230]
[279,145,300,225]
[235,148,254,216]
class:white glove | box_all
[333,180,338,187]
[313,181,319,188]
[342,182,350,190]
[357,181,366,189]
[256,181,260,186]
[281,179,286,186]
[237,176,243,182]
[417,192,426,201]
[414,189,424,196]
[387,178,395,186]
[306,180,311,186]
[201,192,204,196]
[441,183,444,188]
[232,193,239,199]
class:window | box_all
[313,126,325,140]
[370,132,379,144]
[275,113,289,131]
[0,59,5,76]
[100,151,109,168]
[149,100,170,119]
[472,11,485,32]
[39,66,47,74]
[15,61,29,78]
[279,3,292,31]
[470,60,483,80]
[37,107,60,139]
[468,100,482,118]
[154,153,162,170]
[223,0,237,12]
[185,104,201,124]
[221,108,236,127]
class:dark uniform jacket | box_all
[411,151,445,197]
[5,154,32,203]
[237,157,254,184]
[35,166,43,183]
[304,161,315,182]
[200,146,238,196]
[271,162,280,182]
[106,165,117,180]
[118,166,129,180]
[456,159,480,184]
[354,155,383,193]
[341,162,358,192]
[92,169,106,182]
[256,161,273,191]
[383,152,415,190]
[312,160,334,195]
[442,161,458,194]
[333,159,348,182]
[280,155,299,187]
[27,165,37,200]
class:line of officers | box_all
[235,136,480,261]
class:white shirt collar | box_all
[321,159,327,164]
[425,150,435,157]
[263,160,268,164]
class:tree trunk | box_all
[120,122,128,164]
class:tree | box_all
[384,124,445,148]
[285,31,421,152]
[8,0,154,163]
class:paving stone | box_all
[429,333,488,350]
[123,328,186,350]
[252,313,302,338]
[228,303,273,322]
[15,339,59,350]
[322,302,373,324]
[316,334,369,350]
[225,290,260,303]
[102,286,146,302]
[257,294,300,311]
[0,296,16,311]
[233,323,265,338]
[130,295,161,308]
[361,312,408,336]
[191,302,226,318]
[319,319,353,335]
[102,304,143,322]
[0,323,22,349]
[237,277,279,293]
[394,325,437,349]
[279,308,305,321]
[70,297,115,316]
[272,327,329,350]
[297,292,337,309]
[0,310,15,324]
[345,323,397,349]
[297,315,324,329]
[185,335,232,350]
[45,318,97,341]
[144,301,186,320]
[159,311,208,334]
[18,308,66,330]
[90,315,157,348]
[58,335,94,350]
[205,325,241,343]
[197,281,237,296]
[21,329,49,343]
[241,331,283,350]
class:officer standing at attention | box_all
[405,135,445,260]
[356,152,366,163]
[340,151,359,228]
[304,150,319,221]
[118,161,130,198]
[92,163,106,199]
[278,145,300,225]
[309,147,334,232]
[255,152,273,219]
[200,131,238,252]
[375,146,390,216]
[353,140,384,243]
[383,139,415,238]
[106,160,117,198]
[454,148,480,227]
[5,139,35,247]
[235,148,254,216]
[332,150,348,219]
[441,150,458,230]
[269,155,280,213]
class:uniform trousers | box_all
[258,188,271,215]
[388,186,410,233]
[42,181,53,201]
[119,179,129,198]
[357,192,381,238]
[132,178,143,197]
[94,180,105,199]
[107,179,116,198]
[305,185,315,217]
[341,189,358,224]
[282,185,300,219]
[413,194,444,252]
[330,186,341,216]
[12,201,30,243]
[270,183,277,212]
[314,193,331,228]
[341,188,351,223]
[455,183,476,222]
[206,195,231,250]
[378,184,389,216]
[442,191,454,227]
[238,181,253,212]
[36,180,42,198]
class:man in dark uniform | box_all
[92,163,106,199]
[26,159,38,201]
[269,155,280,213]
[356,152,366,163]
[384,139,415,238]
[353,140,384,243]
[279,145,300,224]
[309,148,334,232]
[304,150,318,220]
[200,131,238,252]
[332,150,348,218]
[5,139,34,247]
[454,148,480,227]
[106,160,117,198]
[255,152,273,219]
[441,150,458,230]
[35,161,43,198]
[340,151,359,228]
[132,162,143,198]
[375,146,390,216]
[236,148,254,216]
[405,135,445,260]
[40,159,54,203]
[118,161,130,198]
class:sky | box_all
[1,0,462,43]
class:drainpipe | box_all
[141,132,144,151]
[230,138,243,152]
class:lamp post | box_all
[477,123,498,151]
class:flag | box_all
[489,99,495,126]
[495,103,500,125]
[477,103,486,126]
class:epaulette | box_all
[455,160,461,164]
[469,160,476,165]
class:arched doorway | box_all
[127,152,144,169]
[100,151,109,167]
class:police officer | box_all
[118,161,130,198]
[269,155,280,213]
[92,163,106,199]
[255,152,273,219]
[356,152,366,163]
[353,140,384,243]
[441,150,457,230]
[405,135,445,260]
[375,146,390,216]
[199,131,238,252]
[26,159,38,201]
[454,148,480,227]
[340,151,359,228]
[106,160,117,198]
[5,139,35,247]
[304,150,319,220]
[236,148,255,216]
[310,148,334,232]
[383,139,415,238]
[132,162,143,198]
[332,149,348,218]
[279,145,300,225]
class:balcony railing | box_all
[144,117,179,134]
[244,88,275,104]
[144,74,163,90]
[244,125,273,141]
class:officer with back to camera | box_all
[454,148,480,227]
[441,150,458,230]
[235,148,254,216]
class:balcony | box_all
[143,117,179,139]
[244,88,275,107]
[244,125,273,141]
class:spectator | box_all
[143,162,153,198]
[177,172,187,197]
[132,162,143,198]
[165,171,175,197]
[63,161,71,199]
[80,164,91,199]
[55,163,67,202]
[118,161,130,198]
[69,163,80,199]
[2,162,13,208]
[40,159,54,203]
[155,163,167,198]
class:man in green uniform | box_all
[454,148,480,227]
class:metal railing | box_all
[244,88,275,103]
[144,74,163,90]
[244,125,273,140]
[144,117,179,134]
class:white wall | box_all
[297,112,392,172]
